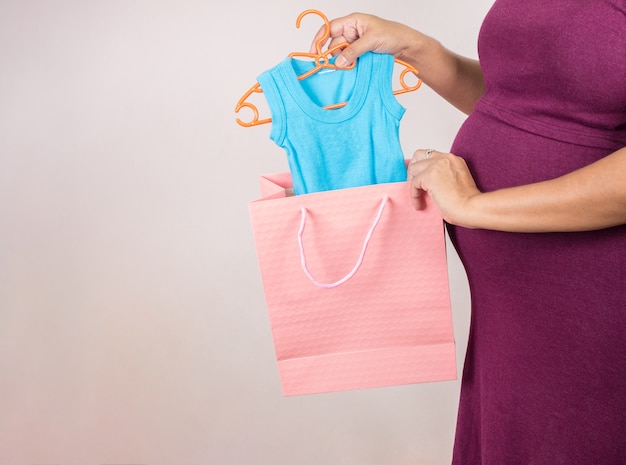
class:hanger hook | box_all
[294,9,330,55]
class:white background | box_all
[0,1,492,464]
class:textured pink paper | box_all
[249,173,456,396]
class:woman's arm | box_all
[396,34,485,116]
[312,13,485,115]
[409,147,626,232]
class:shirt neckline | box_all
[277,52,372,123]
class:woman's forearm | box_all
[460,147,626,232]
[396,31,485,115]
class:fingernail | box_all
[336,55,349,68]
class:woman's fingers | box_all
[408,149,438,209]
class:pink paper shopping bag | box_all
[248,172,456,396]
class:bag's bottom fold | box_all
[278,342,457,396]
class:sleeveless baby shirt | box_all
[257,52,407,195]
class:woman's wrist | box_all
[445,191,486,230]
[394,25,434,69]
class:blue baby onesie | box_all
[257,52,407,195]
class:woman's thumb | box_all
[335,42,366,68]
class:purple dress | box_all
[448,1,626,464]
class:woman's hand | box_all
[408,149,482,227]
[310,12,423,68]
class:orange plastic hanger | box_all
[286,9,356,80]
[235,9,422,127]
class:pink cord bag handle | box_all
[297,196,389,289]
